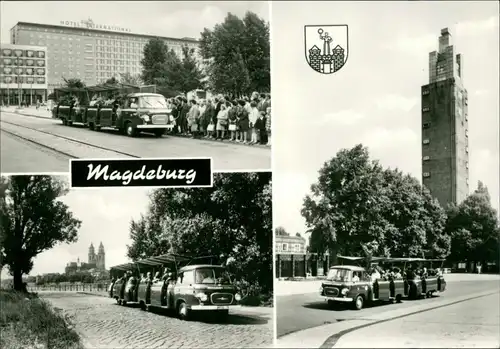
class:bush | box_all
[234,279,273,307]
[0,290,83,349]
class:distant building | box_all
[0,43,48,105]
[65,242,106,274]
[9,20,200,90]
[421,28,469,207]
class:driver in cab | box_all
[129,97,138,109]
[352,272,360,283]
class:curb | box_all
[1,109,272,149]
[276,290,498,348]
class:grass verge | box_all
[0,290,83,349]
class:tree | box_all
[0,176,81,291]
[127,173,272,295]
[105,77,119,85]
[275,226,289,236]
[119,72,142,87]
[446,181,500,268]
[302,144,449,263]
[178,45,205,92]
[141,38,169,85]
[199,11,270,95]
[63,78,85,89]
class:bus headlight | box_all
[195,293,208,301]
[235,293,242,301]
[140,114,150,122]
[341,288,349,295]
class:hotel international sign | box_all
[59,18,131,33]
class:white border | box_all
[68,157,213,189]
[269,0,277,347]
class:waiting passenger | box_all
[370,268,381,282]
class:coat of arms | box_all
[304,25,348,74]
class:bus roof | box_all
[180,264,225,272]
[337,256,445,263]
[329,265,366,272]
[110,253,191,271]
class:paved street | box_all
[0,110,271,172]
[333,292,500,348]
[41,292,273,349]
[277,279,500,338]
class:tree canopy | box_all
[275,226,289,236]
[446,181,500,265]
[199,11,270,96]
[63,78,85,89]
[127,173,272,299]
[0,176,81,291]
[302,144,449,263]
[119,72,143,87]
[141,38,204,95]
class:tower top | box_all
[441,27,450,36]
[89,243,95,251]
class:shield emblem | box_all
[304,25,348,74]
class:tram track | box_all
[0,119,141,159]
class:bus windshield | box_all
[139,95,168,109]
[326,268,351,282]
[195,268,232,285]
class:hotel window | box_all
[466,178,469,185]
[422,107,430,112]
[466,146,469,153]
[465,130,468,137]
[466,162,469,169]
[423,139,430,145]
[294,244,301,252]
[423,156,430,161]
[282,243,288,252]
[423,172,430,178]
[422,89,429,96]
[423,122,431,129]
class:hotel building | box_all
[421,28,469,207]
[9,19,199,91]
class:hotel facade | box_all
[8,19,199,91]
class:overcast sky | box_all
[272,1,499,237]
[0,1,269,42]
[2,183,151,278]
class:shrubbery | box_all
[0,290,82,349]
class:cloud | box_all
[456,16,499,37]
[374,94,418,112]
[315,110,365,126]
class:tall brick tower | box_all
[421,28,469,208]
[88,243,95,264]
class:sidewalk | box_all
[1,106,53,119]
[276,289,498,348]
[275,273,500,297]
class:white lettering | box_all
[133,166,147,181]
[146,169,156,180]
[109,170,122,181]
[86,164,109,180]
[185,169,197,184]
[121,170,133,185]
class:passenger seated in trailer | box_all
[153,271,161,283]
[89,94,98,106]
[392,267,402,279]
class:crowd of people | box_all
[166,91,271,146]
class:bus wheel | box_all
[62,118,67,126]
[121,300,127,306]
[426,291,433,298]
[177,302,191,321]
[89,122,95,131]
[67,121,73,126]
[125,123,136,137]
[395,294,402,303]
[116,298,121,305]
[216,309,229,322]
[353,295,364,310]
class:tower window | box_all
[423,156,430,161]
[422,90,430,95]
[423,172,430,178]
[423,122,431,129]
[465,129,468,137]
[466,146,469,153]
[466,161,469,169]
[423,139,430,145]
[422,107,430,112]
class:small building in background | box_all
[0,43,48,105]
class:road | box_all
[333,292,499,348]
[0,111,271,172]
[276,279,500,338]
[41,292,273,349]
